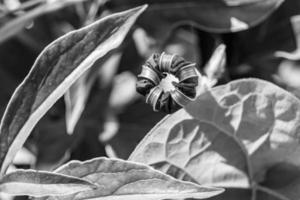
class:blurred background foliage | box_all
[0,0,300,192]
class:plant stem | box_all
[256,185,290,200]
[251,184,257,200]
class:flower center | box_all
[159,73,179,92]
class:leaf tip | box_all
[132,4,148,17]
[216,43,226,52]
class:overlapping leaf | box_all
[0,5,147,176]
[0,170,95,197]
[130,78,300,200]
[110,0,284,35]
[65,53,122,135]
[41,157,223,200]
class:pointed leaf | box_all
[0,170,96,197]
[44,157,223,200]
[65,53,122,135]
[64,69,98,135]
[204,44,226,83]
[202,44,227,89]
[0,5,147,176]
[130,78,300,200]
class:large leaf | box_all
[130,78,300,200]
[0,170,95,197]
[42,157,223,200]
[111,0,284,36]
[0,0,86,43]
[0,5,147,176]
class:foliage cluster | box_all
[0,1,300,200]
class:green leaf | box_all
[0,170,96,197]
[130,78,300,200]
[0,5,147,176]
[43,157,223,200]
[0,0,86,43]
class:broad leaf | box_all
[0,170,95,197]
[0,0,86,43]
[0,5,147,176]
[130,78,300,200]
[43,157,223,200]
[110,0,284,36]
